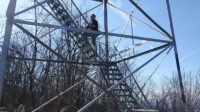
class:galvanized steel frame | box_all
[0,0,186,111]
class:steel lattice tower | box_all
[0,0,186,111]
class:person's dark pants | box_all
[91,35,98,58]
[82,33,98,57]
[91,35,97,50]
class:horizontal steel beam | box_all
[7,56,114,66]
[13,19,172,43]
[91,0,103,2]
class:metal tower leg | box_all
[103,0,111,111]
[0,0,17,103]
[104,0,109,60]
[166,0,187,112]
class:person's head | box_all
[91,14,96,20]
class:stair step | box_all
[60,15,68,21]
[48,0,55,4]
[78,39,89,45]
[112,91,130,94]
[116,94,132,97]
[52,3,60,9]
[106,73,121,76]
[107,77,121,81]
[120,100,135,103]
[120,101,137,105]
[57,9,65,15]
[108,70,119,73]
[113,89,130,92]
[109,67,118,70]
[119,83,128,87]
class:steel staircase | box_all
[48,0,76,26]
[47,0,141,110]
[48,0,96,60]
[101,63,140,109]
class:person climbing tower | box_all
[86,14,99,51]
